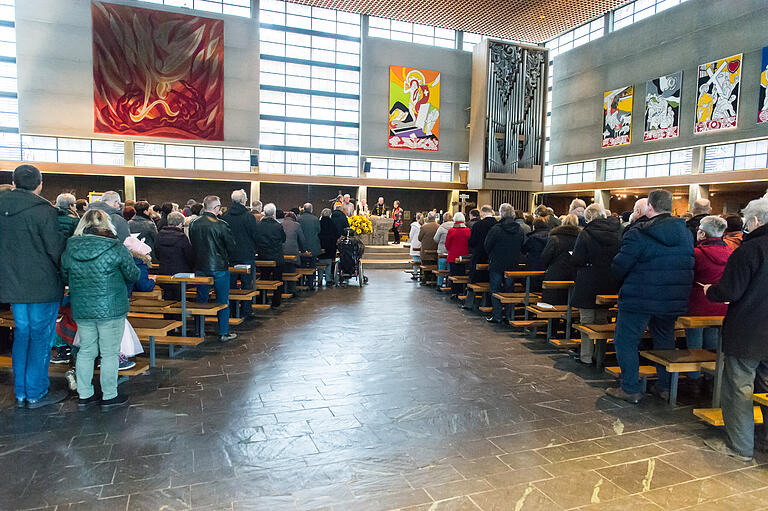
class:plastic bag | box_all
[72,318,143,357]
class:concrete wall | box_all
[359,36,471,163]
[550,0,768,164]
[15,0,259,148]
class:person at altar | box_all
[372,197,387,217]
[356,198,370,217]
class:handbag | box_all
[56,305,77,346]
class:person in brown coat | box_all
[418,211,440,264]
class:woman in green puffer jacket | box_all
[61,209,139,411]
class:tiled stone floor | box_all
[1,270,767,510]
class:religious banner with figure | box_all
[92,1,224,140]
[388,66,440,151]
[602,85,633,148]
[694,53,742,134]
[758,47,768,124]
[644,71,682,141]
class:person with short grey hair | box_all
[698,215,727,238]
[222,190,260,316]
[299,201,321,288]
[55,193,79,238]
[189,195,237,342]
[468,204,497,283]
[484,203,525,323]
[687,198,713,241]
[703,197,768,461]
[571,201,620,364]
[89,190,130,241]
[418,210,440,268]
[255,202,286,307]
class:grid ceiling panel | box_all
[284,0,630,43]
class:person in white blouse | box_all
[409,212,424,280]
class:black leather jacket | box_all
[188,212,236,272]
[255,216,286,263]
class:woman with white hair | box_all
[685,215,731,378]
[571,203,620,364]
[444,212,470,297]
[61,209,140,411]
[704,199,768,461]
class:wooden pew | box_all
[130,317,183,367]
[641,349,717,406]
[153,274,213,337]
[504,270,546,324]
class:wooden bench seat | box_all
[253,260,277,268]
[641,349,717,406]
[605,366,657,392]
[132,289,163,300]
[281,293,293,300]
[254,280,282,290]
[282,273,300,282]
[478,306,492,313]
[433,269,449,276]
[165,302,227,316]
[448,276,469,284]
[694,407,763,426]
[206,316,244,325]
[0,310,14,327]
[475,264,488,271]
[229,289,258,300]
[525,304,579,319]
[140,335,204,346]
[130,299,177,313]
[549,338,580,348]
[492,292,541,304]
[467,283,490,293]
[509,319,547,328]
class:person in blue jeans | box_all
[0,165,67,408]
[608,189,694,404]
[188,195,237,343]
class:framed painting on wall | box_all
[644,71,681,141]
[388,66,440,152]
[602,85,633,148]
[758,47,768,124]
[92,1,224,141]
[694,53,742,134]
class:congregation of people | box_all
[406,189,768,463]
[0,165,391,413]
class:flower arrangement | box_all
[349,215,373,235]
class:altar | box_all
[371,216,392,245]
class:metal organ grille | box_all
[486,42,547,175]
[490,190,530,212]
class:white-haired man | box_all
[703,198,768,462]
[89,190,130,240]
[341,194,354,217]
[255,203,286,307]
[222,189,260,318]
[55,193,79,238]
[189,195,237,342]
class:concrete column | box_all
[477,189,491,209]
[357,185,367,207]
[594,189,611,210]
[124,176,136,202]
[448,189,459,213]
[688,183,709,212]
[249,181,260,205]
[691,146,704,175]
[124,141,134,167]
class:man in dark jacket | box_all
[467,205,497,283]
[298,203,321,290]
[55,193,79,239]
[484,203,524,324]
[222,189,260,316]
[89,191,130,241]
[189,195,237,342]
[155,212,195,301]
[686,198,712,242]
[608,189,694,404]
[703,197,768,462]
[331,204,349,236]
[0,165,67,408]
[255,203,286,307]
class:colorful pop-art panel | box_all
[758,47,768,124]
[602,85,633,148]
[644,71,681,142]
[92,1,224,141]
[388,66,440,152]
[694,53,742,134]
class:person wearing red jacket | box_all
[686,215,732,379]
[445,212,471,298]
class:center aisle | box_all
[1,270,764,510]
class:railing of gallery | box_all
[486,42,548,175]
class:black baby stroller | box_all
[334,228,368,287]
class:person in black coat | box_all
[607,190,694,404]
[155,212,195,301]
[467,205,497,284]
[571,204,620,364]
[318,208,339,286]
[484,204,524,323]
[540,216,580,305]
[703,198,768,461]
[254,203,286,307]
[222,190,260,316]
[331,204,349,236]
[522,217,550,292]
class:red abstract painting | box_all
[92,1,224,140]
